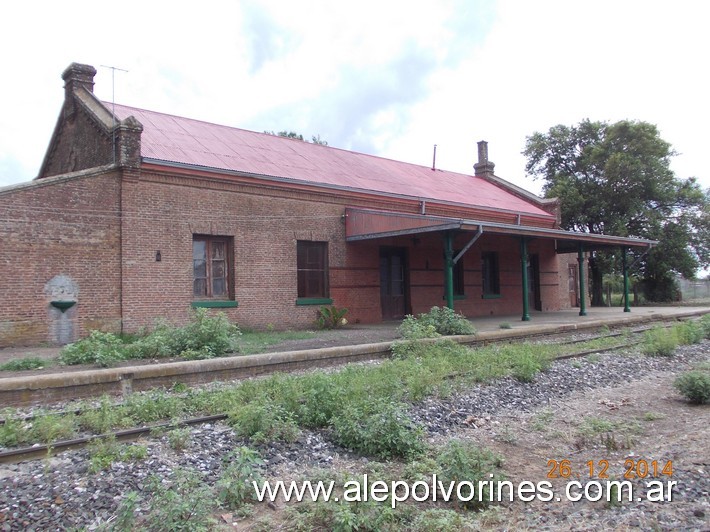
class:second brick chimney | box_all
[473,140,495,178]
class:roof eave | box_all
[344,208,657,250]
[140,158,558,223]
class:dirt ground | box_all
[459,368,710,529]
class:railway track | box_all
[0,321,687,465]
[0,323,655,425]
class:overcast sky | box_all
[1,0,708,195]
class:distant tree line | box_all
[264,130,328,146]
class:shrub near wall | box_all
[58,309,241,367]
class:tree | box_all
[263,130,328,146]
[524,119,709,303]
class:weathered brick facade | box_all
[1,63,608,346]
[0,169,122,346]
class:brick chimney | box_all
[473,140,495,178]
[62,63,97,96]
[61,63,97,119]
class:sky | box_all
[1,0,708,196]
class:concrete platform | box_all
[0,306,708,406]
[461,305,710,334]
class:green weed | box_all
[411,508,474,531]
[577,417,642,450]
[673,371,710,404]
[216,447,264,509]
[698,313,710,339]
[316,305,349,329]
[60,308,241,366]
[0,357,51,371]
[407,306,476,336]
[109,491,139,531]
[642,326,678,357]
[78,396,133,434]
[87,437,147,473]
[142,468,216,531]
[166,427,192,451]
[8,331,628,452]
[495,426,518,444]
[291,371,345,428]
[285,498,404,531]
[435,439,504,510]
[332,400,425,460]
[123,390,188,424]
[29,412,77,444]
[59,330,127,367]
[510,351,549,383]
[176,308,241,356]
[228,401,300,443]
[676,321,704,345]
[0,409,30,447]
[531,408,555,431]
[642,411,665,421]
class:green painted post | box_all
[578,243,587,316]
[520,237,531,321]
[622,246,631,312]
[444,232,454,310]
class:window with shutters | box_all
[192,236,233,299]
[297,241,329,299]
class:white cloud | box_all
[0,0,707,196]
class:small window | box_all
[297,241,329,298]
[453,251,465,296]
[193,236,232,299]
[482,251,500,296]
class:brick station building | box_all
[0,63,655,346]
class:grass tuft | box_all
[0,357,51,371]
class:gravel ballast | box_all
[0,341,708,530]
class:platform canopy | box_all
[344,208,656,252]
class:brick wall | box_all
[117,171,569,332]
[0,163,573,345]
[39,102,113,178]
[120,172,378,331]
[0,170,122,346]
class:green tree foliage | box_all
[263,130,328,145]
[524,119,709,302]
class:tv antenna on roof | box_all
[100,65,128,165]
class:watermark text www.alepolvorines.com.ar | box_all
[253,474,678,509]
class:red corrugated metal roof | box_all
[109,103,553,218]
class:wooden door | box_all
[528,254,542,311]
[380,248,408,319]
